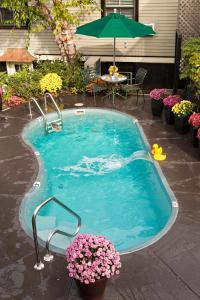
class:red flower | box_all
[188,113,200,127]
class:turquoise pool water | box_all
[20,109,178,254]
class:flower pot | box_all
[164,106,174,124]
[174,115,190,134]
[190,126,199,147]
[75,278,107,300]
[151,99,163,117]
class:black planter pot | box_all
[190,126,199,147]
[164,106,174,124]
[75,278,107,300]
[174,115,190,134]
[151,99,163,117]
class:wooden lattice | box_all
[178,0,200,42]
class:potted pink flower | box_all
[149,88,167,117]
[188,113,200,147]
[163,95,181,124]
[66,234,121,300]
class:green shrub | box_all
[5,67,43,100]
[180,38,200,96]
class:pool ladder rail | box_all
[32,196,81,270]
[28,93,63,134]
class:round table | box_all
[101,74,127,106]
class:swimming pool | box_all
[20,108,178,254]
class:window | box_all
[0,7,28,29]
[0,7,14,28]
[101,0,138,20]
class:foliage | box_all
[40,73,62,94]
[188,113,200,127]
[0,0,97,31]
[149,89,167,100]
[66,234,121,284]
[0,0,98,61]
[163,95,181,107]
[36,58,87,92]
[180,38,200,95]
[0,59,90,104]
[172,100,195,117]
[3,67,42,100]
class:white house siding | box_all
[0,0,179,63]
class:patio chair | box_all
[83,67,108,106]
[120,67,148,106]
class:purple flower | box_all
[163,95,181,107]
[149,89,167,100]
[66,234,121,284]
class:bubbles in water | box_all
[57,150,150,177]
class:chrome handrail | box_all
[32,196,81,270]
[28,97,47,121]
[44,92,62,121]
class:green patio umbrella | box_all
[76,11,155,65]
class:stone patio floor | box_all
[0,94,200,300]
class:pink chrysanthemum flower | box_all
[66,234,121,284]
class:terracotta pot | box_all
[151,99,163,117]
[164,106,174,124]
[75,278,107,300]
[190,126,199,147]
[174,115,190,134]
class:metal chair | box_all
[120,67,148,106]
[83,67,108,105]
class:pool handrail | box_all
[32,196,81,270]
[29,97,47,121]
[44,92,62,121]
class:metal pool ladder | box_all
[28,92,63,134]
[32,196,81,270]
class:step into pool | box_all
[20,108,178,254]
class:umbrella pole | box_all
[113,37,116,66]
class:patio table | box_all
[101,74,127,106]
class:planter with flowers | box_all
[172,100,195,134]
[108,65,119,80]
[188,113,200,147]
[163,95,181,124]
[149,89,167,117]
[66,234,121,300]
[197,128,200,155]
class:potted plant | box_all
[188,113,200,147]
[66,234,121,300]
[163,95,181,124]
[172,100,195,134]
[149,89,167,117]
[197,128,200,155]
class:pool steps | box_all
[28,93,63,134]
[32,196,81,270]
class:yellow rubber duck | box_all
[151,144,166,161]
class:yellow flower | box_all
[172,100,195,117]
[40,73,62,94]
[108,65,118,75]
